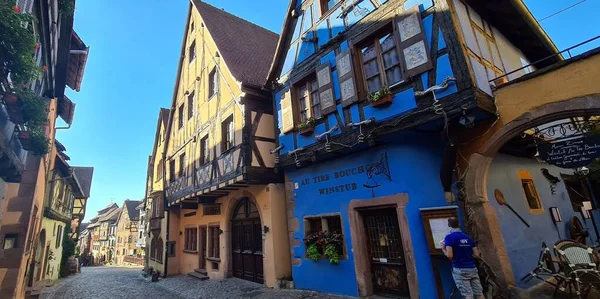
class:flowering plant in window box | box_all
[367,86,393,108]
[297,118,315,136]
[304,231,343,264]
[18,127,49,156]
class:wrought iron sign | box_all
[536,119,600,169]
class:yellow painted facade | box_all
[0,98,61,299]
[147,109,169,274]
[115,204,138,264]
[157,2,290,287]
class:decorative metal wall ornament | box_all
[363,153,392,197]
[541,168,561,195]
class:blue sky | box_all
[60,0,599,221]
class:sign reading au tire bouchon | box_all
[538,135,600,169]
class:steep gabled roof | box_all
[193,0,279,86]
[72,167,94,198]
[98,203,118,215]
[124,200,142,221]
[160,108,169,129]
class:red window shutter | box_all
[394,7,433,78]
[316,62,336,115]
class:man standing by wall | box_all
[442,217,484,299]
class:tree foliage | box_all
[59,225,75,277]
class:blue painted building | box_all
[265,0,559,297]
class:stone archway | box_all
[461,95,600,294]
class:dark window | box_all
[56,225,62,248]
[3,234,18,249]
[208,226,220,258]
[305,215,345,256]
[221,115,234,152]
[128,235,132,243]
[296,78,321,122]
[184,228,198,251]
[178,104,184,129]
[563,175,594,212]
[360,32,403,94]
[521,179,542,211]
[190,21,195,32]
[187,91,194,119]
[319,0,340,16]
[208,67,218,98]
[169,160,176,182]
[156,159,163,180]
[179,154,186,177]
[167,241,176,257]
[189,40,196,63]
[200,135,209,164]
[307,218,322,234]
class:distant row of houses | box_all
[77,199,145,267]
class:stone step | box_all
[187,271,209,281]
[194,268,208,275]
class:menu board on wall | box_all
[538,135,600,169]
[420,206,458,255]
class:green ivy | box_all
[58,0,74,17]
[0,0,40,84]
[306,244,321,261]
[16,89,48,127]
[28,127,49,156]
[60,225,75,277]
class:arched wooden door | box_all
[231,198,263,283]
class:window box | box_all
[368,86,393,108]
[3,93,23,124]
[370,93,393,108]
[297,118,316,136]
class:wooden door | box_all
[362,208,410,297]
[231,198,263,283]
[199,227,207,269]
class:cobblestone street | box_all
[41,267,350,299]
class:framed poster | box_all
[420,206,458,255]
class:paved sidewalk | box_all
[40,266,351,299]
[152,274,351,299]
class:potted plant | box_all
[17,89,48,127]
[3,93,23,124]
[18,127,49,156]
[367,86,393,108]
[304,231,344,264]
[297,118,315,135]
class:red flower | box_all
[35,43,40,52]
[13,6,21,13]
[42,66,48,72]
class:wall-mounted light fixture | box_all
[550,207,562,239]
[550,207,562,223]
[263,225,269,234]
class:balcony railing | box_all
[166,145,243,204]
[0,103,26,182]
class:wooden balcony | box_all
[165,143,281,207]
[150,218,161,231]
